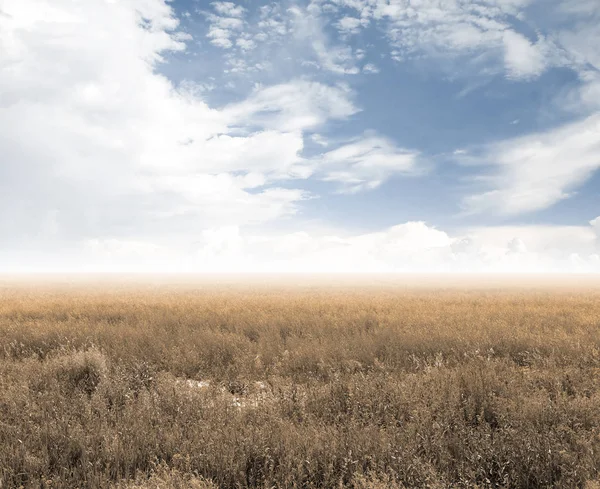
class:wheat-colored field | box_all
[1,276,600,488]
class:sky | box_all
[0,0,599,273]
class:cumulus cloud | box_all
[0,0,363,251]
[335,16,365,36]
[212,1,245,18]
[1,0,436,266]
[205,1,246,49]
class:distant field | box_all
[1,276,600,488]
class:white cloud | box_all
[452,223,600,273]
[362,63,380,74]
[257,4,289,38]
[212,1,245,18]
[288,5,362,75]
[372,0,511,55]
[317,135,421,193]
[224,81,359,132]
[3,0,599,274]
[453,6,600,217]
[573,73,600,112]
[555,16,600,110]
[207,29,234,48]
[335,16,364,35]
[203,0,559,80]
[205,2,246,49]
[3,0,429,268]
[199,0,586,86]
[461,114,600,215]
[16,220,599,273]
[311,40,362,74]
[236,38,256,51]
[203,1,365,76]
[502,30,547,79]
[311,0,567,79]
[310,133,330,147]
[191,131,305,176]
[557,0,600,18]
[0,0,363,251]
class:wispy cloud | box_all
[461,114,600,215]
[223,80,359,131]
[453,2,600,216]
[316,135,422,193]
[289,5,363,75]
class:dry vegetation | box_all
[1,276,600,488]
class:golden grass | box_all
[1,276,600,488]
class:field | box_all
[1,275,600,488]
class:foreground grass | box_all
[1,278,600,488]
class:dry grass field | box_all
[1,275,600,488]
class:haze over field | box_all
[1,0,599,273]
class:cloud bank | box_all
[6,218,598,273]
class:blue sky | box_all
[0,0,599,272]
[163,0,598,230]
